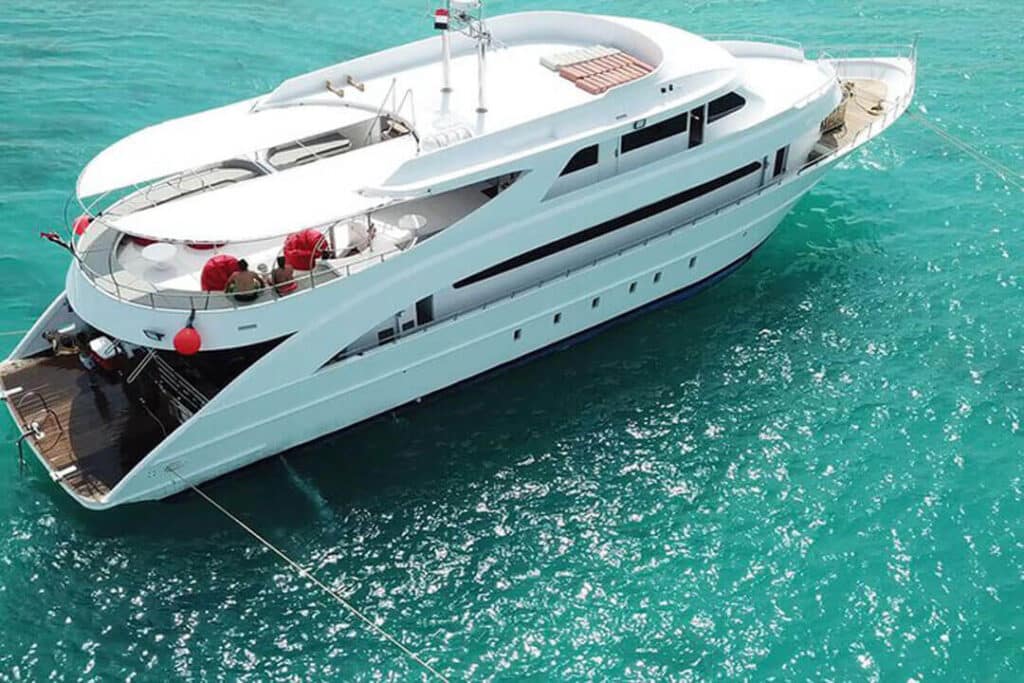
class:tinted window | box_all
[707,92,746,123]
[773,146,788,177]
[560,145,599,175]
[621,112,688,153]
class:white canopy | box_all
[107,136,417,242]
[77,99,378,198]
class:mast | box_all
[475,0,488,113]
[435,2,452,93]
[437,1,490,113]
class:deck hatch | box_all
[542,45,655,96]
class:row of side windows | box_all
[457,160,763,288]
[558,91,747,176]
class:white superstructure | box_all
[1,9,917,509]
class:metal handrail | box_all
[364,78,398,146]
[805,42,918,58]
[705,34,804,50]
[707,34,918,66]
[150,354,209,412]
[395,88,417,130]
[73,221,404,312]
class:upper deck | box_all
[77,12,737,206]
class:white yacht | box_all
[1,6,916,509]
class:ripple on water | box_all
[2,0,1024,680]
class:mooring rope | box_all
[908,110,1024,192]
[167,469,449,682]
[0,330,30,337]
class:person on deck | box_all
[270,255,298,295]
[224,259,265,302]
[75,332,99,387]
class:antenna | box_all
[435,1,490,113]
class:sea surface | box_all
[1,1,1022,680]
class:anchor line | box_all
[908,110,1024,192]
[0,330,30,337]
[165,469,449,682]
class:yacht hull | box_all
[0,10,917,510]
[89,161,824,509]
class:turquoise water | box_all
[1,0,1022,679]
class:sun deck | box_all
[75,12,734,204]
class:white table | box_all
[140,242,177,270]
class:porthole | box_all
[629,282,637,294]
[592,297,600,308]
[689,256,697,269]
[653,272,662,284]
[514,329,522,341]
[553,313,562,324]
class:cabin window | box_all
[415,296,434,325]
[629,282,637,294]
[707,92,747,123]
[553,313,562,324]
[560,145,599,176]
[377,328,395,343]
[654,272,662,284]
[514,329,522,341]
[773,146,789,177]
[621,112,688,153]
[592,297,600,308]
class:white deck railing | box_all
[73,228,406,312]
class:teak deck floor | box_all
[1,355,164,500]
[831,78,889,148]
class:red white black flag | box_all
[434,8,449,30]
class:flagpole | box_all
[438,2,452,93]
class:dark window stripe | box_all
[773,146,788,177]
[454,161,762,289]
[621,112,688,153]
[707,92,746,123]
[560,145,599,176]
